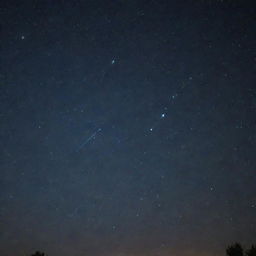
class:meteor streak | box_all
[76,128,102,152]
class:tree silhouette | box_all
[226,243,244,256]
[246,245,256,256]
[31,251,45,256]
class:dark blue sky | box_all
[0,1,256,256]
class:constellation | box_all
[149,113,166,132]
[148,86,183,132]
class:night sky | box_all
[1,1,256,256]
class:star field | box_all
[0,1,256,256]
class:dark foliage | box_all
[246,245,256,256]
[226,243,244,256]
[31,251,45,256]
